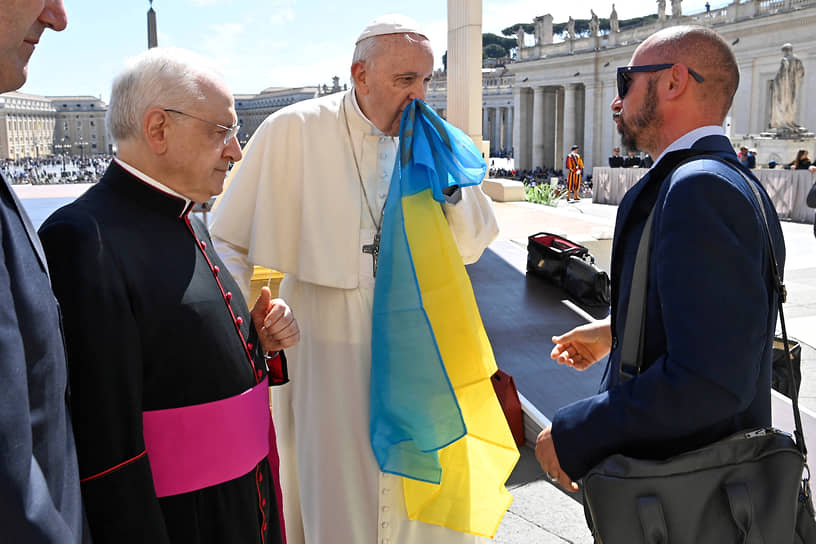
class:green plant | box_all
[525,183,565,207]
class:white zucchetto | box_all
[355,14,426,44]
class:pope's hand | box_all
[251,286,300,352]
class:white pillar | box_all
[583,82,599,175]
[542,88,557,170]
[563,84,577,162]
[447,0,483,154]
[555,87,564,171]
[513,86,532,170]
[505,106,514,155]
[601,80,618,156]
[532,87,546,169]
[491,108,501,155]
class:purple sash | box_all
[143,379,271,497]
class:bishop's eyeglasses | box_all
[163,108,239,145]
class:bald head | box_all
[639,25,738,120]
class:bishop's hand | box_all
[251,286,300,352]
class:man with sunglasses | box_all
[38,47,300,543]
[536,25,785,522]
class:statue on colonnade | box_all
[610,4,620,33]
[657,0,667,21]
[770,43,805,132]
[589,10,600,37]
[534,14,553,45]
[671,0,682,18]
[567,16,575,40]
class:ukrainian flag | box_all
[370,99,519,537]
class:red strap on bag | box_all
[491,369,525,447]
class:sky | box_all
[20,0,719,102]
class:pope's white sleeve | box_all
[212,235,253,302]
[444,184,499,265]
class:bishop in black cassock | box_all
[38,47,298,544]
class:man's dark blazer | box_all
[0,175,87,542]
[552,135,786,479]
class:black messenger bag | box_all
[583,161,816,543]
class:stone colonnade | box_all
[512,82,614,173]
[482,106,514,156]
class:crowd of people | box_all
[0,3,807,544]
[1,154,112,185]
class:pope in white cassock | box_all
[211,14,500,544]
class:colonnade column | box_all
[532,87,546,169]
[542,88,556,170]
[601,80,618,160]
[446,0,483,153]
[513,86,532,170]
[582,81,599,175]
[562,83,578,161]
[492,108,502,155]
[505,106,514,157]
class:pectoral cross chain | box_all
[362,231,380,277]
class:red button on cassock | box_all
[236,316,243,325]
[199,241,206,249]
[213,266,220,276]
[225,292,233,301]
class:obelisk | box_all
[148,1,158,49]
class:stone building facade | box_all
[0,80,344,159]
[52,95,109,157]
[0,93,108,160]
[235,86,321,146]
[0,92,58,159]
[509,0,816,174]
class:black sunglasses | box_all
[616,63,705,98]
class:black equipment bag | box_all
[526,232,588,285]
[563,254,610,307]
